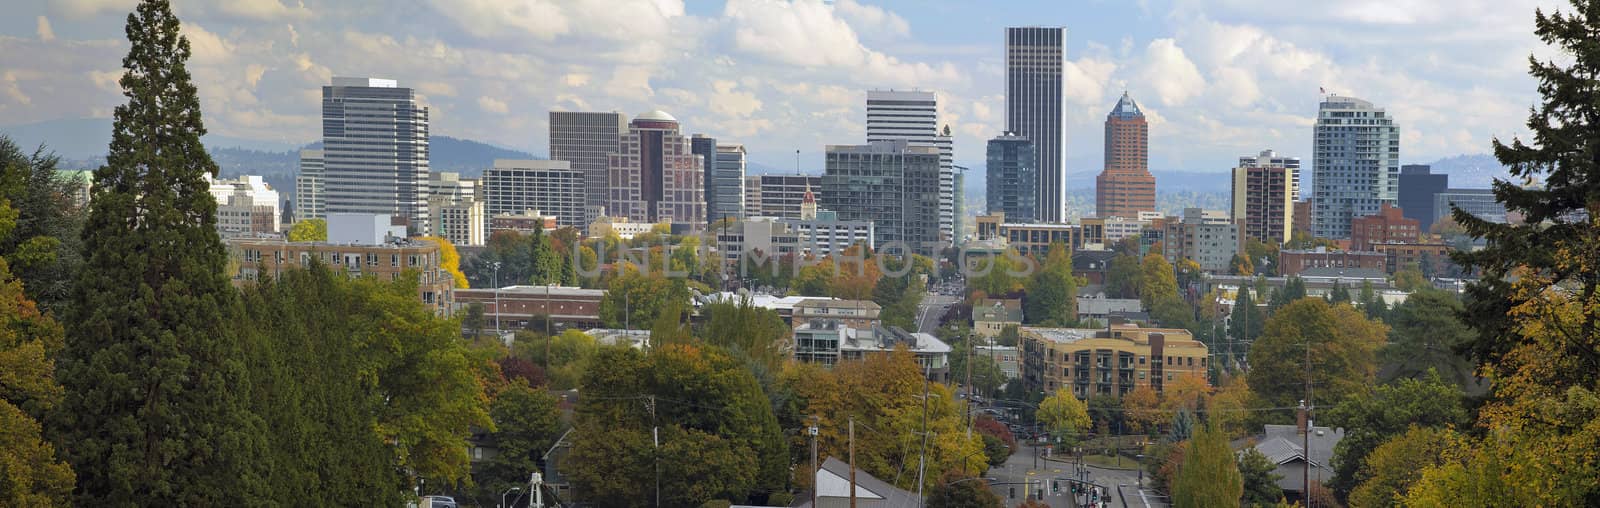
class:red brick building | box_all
[1370,242,1456,275]
[454,285,605,330]
[1350,203,1420,250]
[1096,92,1156,218]
[1278,248,1386,276]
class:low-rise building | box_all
[1370,241,1460,276]
[226,234,453,313]
[793,320,950,382]
[972,299,1023,340]
[587,216,658,240]
[1246,423,1346,503]
[1020,323,1209,398]
[208,174,280,238]
[1076,296,1143,323]
[490,210,558,236]
[974,344,1021,380]
[1278,248,1386,276]
[454,285,606,330]
[793,299,880,332]
[1349,203,1419,250]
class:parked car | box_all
[421,496,457,508]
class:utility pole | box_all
[647,395,660,508]
[965,334,974,439]
[849,417,857,508]
[810,416,819,508]
[1303,335,1313,508]
[916,363,931,507]
[544,283,552,370]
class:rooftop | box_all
[973,299,1023,323]
[1108,91,1143,119]
[635,109,677,122]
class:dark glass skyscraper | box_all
[1398,164,1447,231]
[1005,27,1067,222]
[986,133,1037,222]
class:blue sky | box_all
[0,0,1562,176]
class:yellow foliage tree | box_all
[420,236,468,288]
[1038,387,1092,445]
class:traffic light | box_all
[1008,487,1015,499]
[1051,480,1059,493]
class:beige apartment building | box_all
[1020,323,1209,398]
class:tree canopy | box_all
[1246,299,1386,422]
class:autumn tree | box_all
[1140,254,1179,310]
[1172,424,1242,508]
[1038,387,1092,446]
[1106,253,1143,299]
[927,471,1004,508]
[0,212,73,504]
[1122,385,1162,436]
[420,236,468,288]
[1348,425,1463,508]
[53,1,270,502]
[598,264,691,328]
[967,249,1030,297]
[1246,299,1386,423]
[287,217,327,242]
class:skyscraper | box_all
[550,111,627,218]
[691,134,719,223]
[1006,26,1067,222]
[1232,150,1299,244]
[714,143,747,222]
[822,140,942,256]
[1398,164,1447,231]
[746,174,821,219]
[1311,95,1400,239]
[295,149,324,221]
[1095,92,1156,218]
[986,133,1038,222]
[608,110,706,230]
[866,89,953,244]
[321,77,430,233]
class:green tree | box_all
[1322,370,1467,501]
[52,1,269,502]
[1140,254,1178,310]
[1172,424,1242,508]
[1226,287,1264,368]
[1106,253,1144,299]
[1391,266,1428,292]
[1246,299,1386,419]
[1038,387,1091,446]
[996,324,1021,347]
[1380,290,1479,390]
[967,250,1030,297]
[0,136,85,312]
[475,379,563,500]
[1327,282,1351,304]
[1358,280,1385,320]
[567,345,786,507]
[599,265,690,328]
[927,471,1004,508]
[949,341,1007,397]
[514,329,598,390]
[1024,243,1077,325]
[287,217,327,242]
[462,301,486,339]
[1348,425,1463,508]
[1238,447,1284,507]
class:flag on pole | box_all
[1319,86,1326,94]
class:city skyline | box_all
[0,0,1556,178]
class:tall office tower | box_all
[749,174,822,219]
[1398,164,1447,231]
[1095,92,1156,218]
[550,111,628,220]
[607,111,706,230]
[691,134,718,224]
[483,159,586,229]
[295,149,324,221]
[866,89,954,244]
[427,172,484,246]
[1231,150,1298,244]
[986,133,1038,221]
[1006,26,1067,222]
[822,140,943,255]
[1312,95,1400,239]
[953,168,965,243]
[321,77,430,233]
[714,143,747,222]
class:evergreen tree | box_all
[0,136,85,312]
[1227,288,1263,369]
[1358,280,1385,319]
[1328,281,1351,304]
[1453,0,1600,389]
[52,1,268,502]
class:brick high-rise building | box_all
[1350,203,1420,250]
[1095,92,1155,218]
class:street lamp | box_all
[500,486,521,508]
[492,261,503,339]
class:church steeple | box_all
[800,181,817,220]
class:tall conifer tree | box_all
[52,0,266,502]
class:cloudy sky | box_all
[0,0,1564,174]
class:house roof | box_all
[1297,267,1388,280]
[1248,424,1346,493]
[796,457,920,507]
[973,299,1023,323]
[1073,249,1119,271]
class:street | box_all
[916,294,957,334]
[984,445,1169,508]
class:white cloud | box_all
[477,96,509,114]
[416,81,458,97]
[36,16,55,42]
[427,0,685,42]
[1139,39,1206,106]
[52,0,136,18]
[215,0,311,20]
[1064,56,1118,107]
[834,0,910,38]
[708,80,762,117]
[563,73,591,87]
[2,71,33,107]
[244,64,267,88]
[181,23,234,64]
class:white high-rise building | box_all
[427,172,484,246]
[295,149,324,221]
[714,143,747,222]
[208,174,280,238]
[866,89,953,245]
[1312,95,1400,239]
[321,77,430,234]
[484,159,586,229]
[1006,27,1068,223]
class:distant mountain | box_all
[0,118,305,160]
[1425,154,1520,188]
